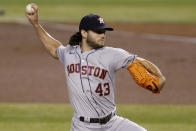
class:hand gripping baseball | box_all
[25,3,39,26]
[127,60,160,94]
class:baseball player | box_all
[26,3,166,131]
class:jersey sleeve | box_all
[56,45,66,65]
[111,48,137,71]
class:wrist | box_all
[33,22,39,28]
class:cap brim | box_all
[93,25,114,31]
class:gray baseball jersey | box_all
[57,45,137,118]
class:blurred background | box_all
[0,0,196,131]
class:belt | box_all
[79,112,115,124]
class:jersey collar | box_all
[76,45,96,56]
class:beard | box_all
[86,36,104,49]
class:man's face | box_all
[86,29,106,49]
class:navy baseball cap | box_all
[79,14,113,31]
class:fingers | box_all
[31,3,38,14]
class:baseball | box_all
[26,4,34,14]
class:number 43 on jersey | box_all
[95,83,110,96]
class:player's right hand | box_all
[25,3,39,26]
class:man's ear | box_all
[81,29,88,39]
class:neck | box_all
[81,40,93,53]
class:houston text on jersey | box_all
[67,63,108,80]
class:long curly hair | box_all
[69,32,82,46]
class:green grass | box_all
[0,103,195,131]
[0,0,195,23]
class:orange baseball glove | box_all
[127,61,160,94]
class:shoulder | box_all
[102,46,130,55]
[101,46,137,61]
[97,47,134,61]
[57,44,78,53]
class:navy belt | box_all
[79,112,115,124]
